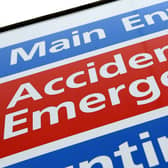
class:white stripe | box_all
[1,29,168,84]
[0,106,167,167]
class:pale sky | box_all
[0,0,98,27]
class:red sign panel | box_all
[0,34,168,158]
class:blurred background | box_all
[0,0,99,27]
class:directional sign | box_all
[0,0,168,78]
[0,0,168,167]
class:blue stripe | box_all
[8,116,168,167]
[0,1,168,77]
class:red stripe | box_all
[0,34,168,158]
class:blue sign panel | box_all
[0,1,168,77]
[7,116,168,168]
